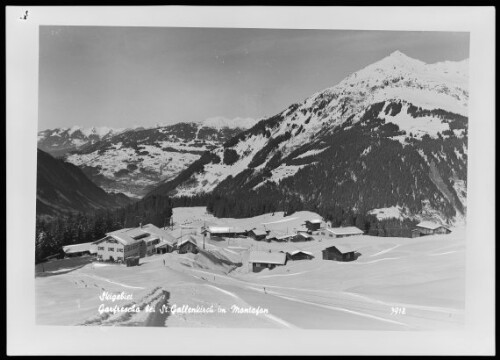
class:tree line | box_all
[35,194,173,264]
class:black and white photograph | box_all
[6,6,495,356]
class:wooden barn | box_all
[248,250,287,273]
[414,221,452,236]
[248,228,268,241]
[305,219,322,231]
[177,236,198,254]
[325,226,364,238]
[286,250,314,261]
[322,245,358,262]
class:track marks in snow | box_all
[369,244,401,257]
[203,284,297,329]
[77,273,146,290]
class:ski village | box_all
[35,34,468,330]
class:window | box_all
[108,247,114,252]
[117,248,124,253]
[98,246,104,251]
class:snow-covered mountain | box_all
[62,122,249,198]
[37,126,124,157]
[146,51,469,224]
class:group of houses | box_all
[57,216,451,270]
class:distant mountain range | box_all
[36,149,132,218]
[37,126,125,158]
[38,119,254,198]
[144,51,469,224]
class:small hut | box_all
[178,236,198,254]
[125,256,140,267]
[322,245,358,262]
[248,250,287,273]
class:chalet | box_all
[177,236,198,254]
[322,245,358,262]
[62,242,97,258]
[203,226,247,240]
[248,228,268,241]
[93,224,174,262]
[325,226,364,238]
[286,250,314,261]
[414,221,452,236]
[248,250,287,273]
[305,219,322,231]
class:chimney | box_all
[139,223,142,228]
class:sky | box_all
[38,27,469,131]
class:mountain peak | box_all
[388,50,410,58]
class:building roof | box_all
[288,250,313,256]
[323,245,354,254]
[248,251,287,265]
[94,227,157,246]
[296,231,314,239]
[306,219,322,224]
[266,230,287,240]
[326,226,364,236]
[62,242,97,254]
[207,226,246,234]
[275,233,295,241]
[178,236,198,247]
[249,228,268,236]
[142,224,177,245]
[416,221,448,230]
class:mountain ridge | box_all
[144,51,468,225]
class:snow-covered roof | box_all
[249,228,268,236]
[93,225,163,246]
[288,250,313,256]
[296,231,313,238]
[248,251,287,265]
[142,224,177,244]
[416,221,447,230]
[306,219,322,224]
[276,233,295,240]
[207,226,246,234]
[324,245,354,254]
[326,226,364,236]
[62,242,96,254]
[178,236,198,247]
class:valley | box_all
[36,207,465,329]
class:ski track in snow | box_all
[261,217,298,225]
[428,250,461,256]
[369,244,401,258]
[271,292,411,328]
[203,283,297,329]
[75,272,146,290]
